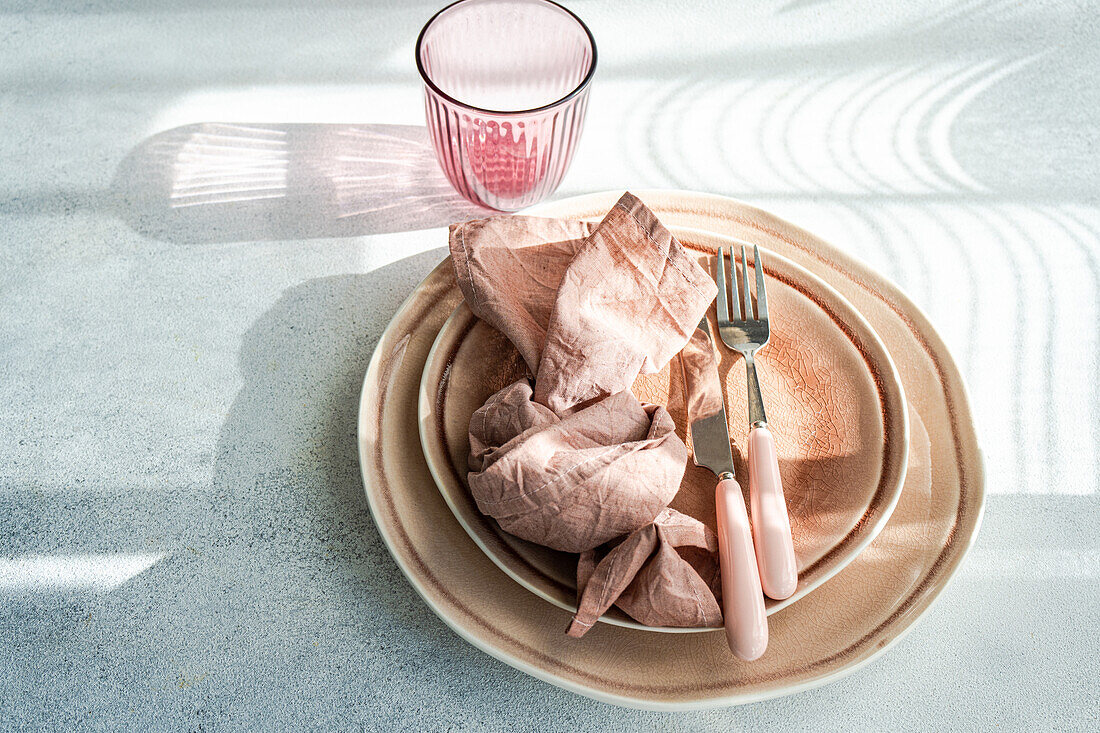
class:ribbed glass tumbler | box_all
[416,0,596,211]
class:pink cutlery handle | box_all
[748,425,798,600]
[715,476,768,661]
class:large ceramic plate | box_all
[358,190,984,709]
[417,231,910,632]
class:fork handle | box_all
[715,474,768,661]
[748,425,798,600]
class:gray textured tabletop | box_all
[2,1,1097,730]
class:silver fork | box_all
[715,244,798,601]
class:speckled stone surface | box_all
[1,1,1097,730]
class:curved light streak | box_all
[893,59,1000,193]
[926,53,1046,193]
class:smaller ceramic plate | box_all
[418,230,909,632]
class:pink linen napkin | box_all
[450,192,722,635]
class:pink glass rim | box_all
[414,0,598,116]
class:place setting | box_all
[358,0,984,710]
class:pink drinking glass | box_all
[416,0,596,211]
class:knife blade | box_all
[679,317,735,478]
[679,316,768,661]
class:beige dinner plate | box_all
[358,190,984,709]
[418,231,909,632]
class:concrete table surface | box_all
[1,0,1096,729]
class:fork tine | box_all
[727,247,741,321]
[754,244,768,322]
[716,248,730,323]
[740,245,753,320]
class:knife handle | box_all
[748,424,798,600]
[715,475,768,661]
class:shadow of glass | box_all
[112,122,492,244]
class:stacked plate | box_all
[357,191,984,709]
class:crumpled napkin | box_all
[450,192,721,635]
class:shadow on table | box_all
[112,122,490,244]
[207,253,451,628]
[0,252,485,727]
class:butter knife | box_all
[680,317,768,661]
